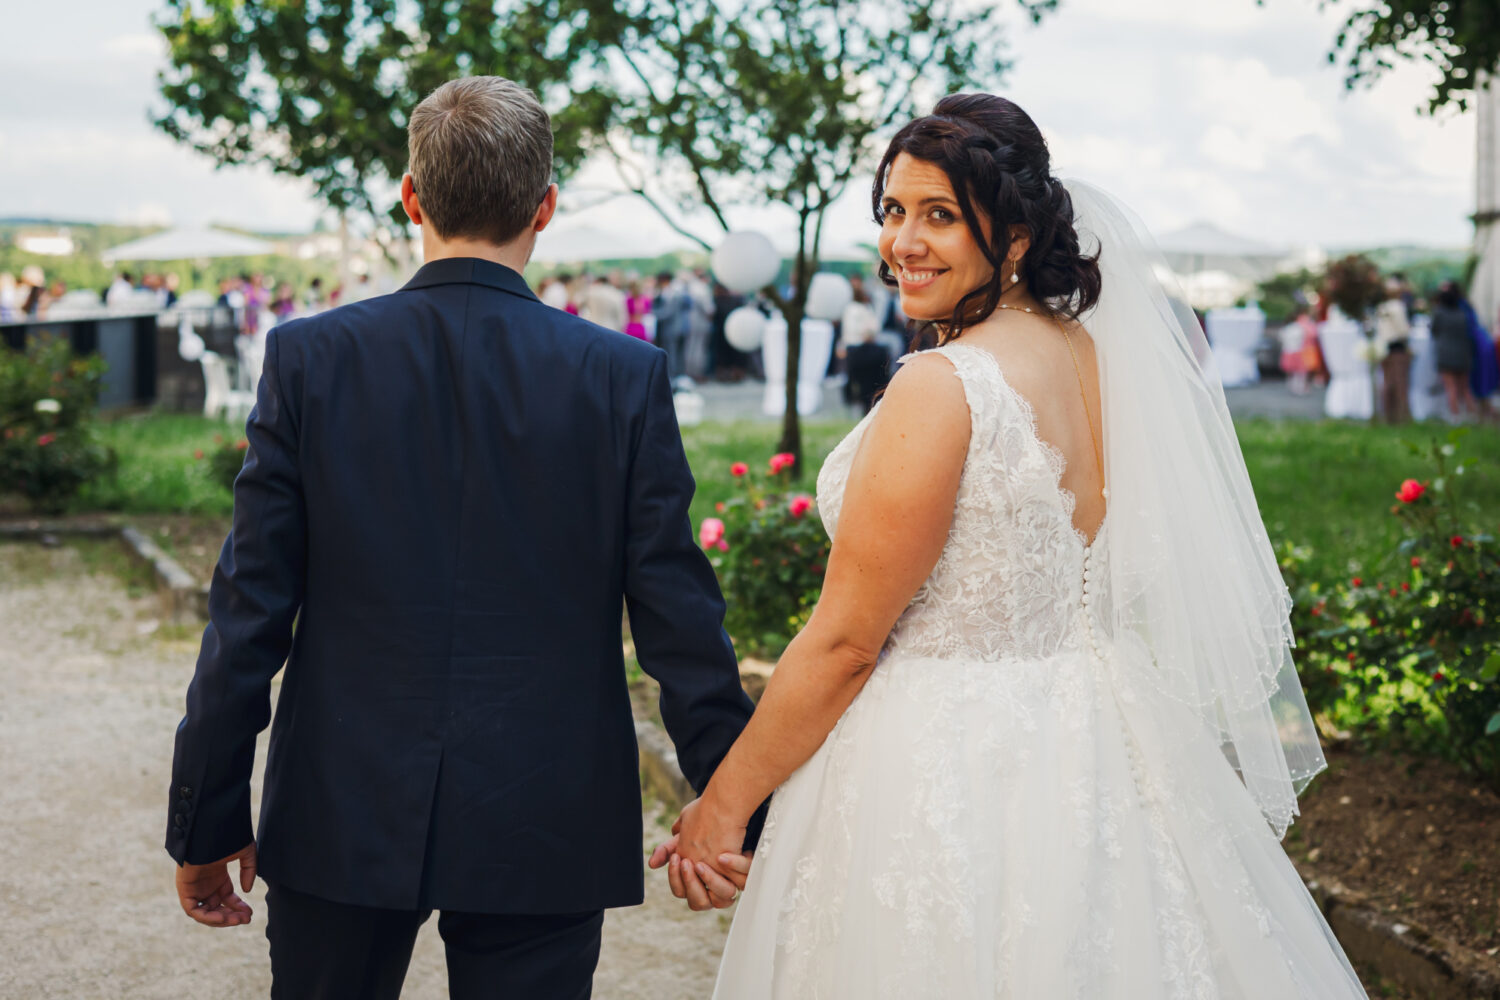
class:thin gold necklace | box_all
[992,303,1107,501]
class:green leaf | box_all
[1481,653,1500,683]
[1487,712,1500,737]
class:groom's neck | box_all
[419,230,534,276]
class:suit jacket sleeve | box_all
[165,328,307,865]
[624,353,768,845]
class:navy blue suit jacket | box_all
[166,257,759,913]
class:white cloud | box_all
[117,201,173,226]
[1199,124,1266,171]
[100,32,164,59]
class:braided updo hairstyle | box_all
[873,93,1101,343]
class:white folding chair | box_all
[200,351,256,423]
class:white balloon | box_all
[712,231,781,293]
[805,272,854,321]
[724,306,769,352]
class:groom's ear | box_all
[532,183,559,234]
[400,173,424,227]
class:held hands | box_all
[175,843,257,927]
[648,796,753,911]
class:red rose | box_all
[730,462,749,477]
[235,439,249,451]
[1346,652,1357,662]
[194,449,205,460]
[1395,479,1425,503]
[36,433,56,447]
[788,494,813,519]
[1351,577,1362,587]
[1451,535,1464,548]
[715,501,725,513]
[1410,557,1422,567]
[1401,582,1410,591]
[698,517,725,548]
[769,452,796,474]
[1433,671,1445,683]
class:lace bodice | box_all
[816,342,1109,662]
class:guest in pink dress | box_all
[624,281,652,341]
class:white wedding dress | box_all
[711,341,1368,999]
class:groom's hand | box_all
[175,843,257,927]
[648,805,754,911]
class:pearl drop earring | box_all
[1011,271,1019,285]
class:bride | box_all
[650,93,1368,998]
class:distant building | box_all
[16,230,76,256]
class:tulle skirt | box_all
[713,633,1367,999]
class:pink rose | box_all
[716,539,729,552]
[1395,479,1425,503]
[730,462,749,477]
[769,452,796,474]
[789,494,813,518]
[36,433,56,447]
[699,517,725,548]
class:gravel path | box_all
[0,541,731,999]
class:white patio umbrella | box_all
[1156,222,1287,278]
[102,227,275,263]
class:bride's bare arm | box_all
[672,353,971,871]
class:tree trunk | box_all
[778,209,813,479]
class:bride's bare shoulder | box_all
[958,315,1093,400]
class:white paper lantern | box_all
[724,305,769,352]
[712,231,781,293]
[805,272,854,321]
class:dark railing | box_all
[1,306,242,412]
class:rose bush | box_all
[202,434,249,493]
[1290,432,1500,783]
[702,453,830,657]
[0,337,115,512]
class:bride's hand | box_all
[648,798,750,911]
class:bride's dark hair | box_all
[873,93,1101,344]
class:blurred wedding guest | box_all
[271,283,298,321]
[1373,277,1411,423]
[654,272,687,377]
[19,265,47,317]
[561,272,584,315]
[624,279,652,341]
[843,323,891,415]
[106,270,135,308]
[164,273,180,308]
[243,273,270,334]
[1279,304,1316,395]
[710,281,748,381]
[683,269,714,379]
[305,277,326,313]
[839,277,880,363]
[581,273,627,332]
[0,272,17,320]
[1432,281,1477,420]
[538,274,568,310]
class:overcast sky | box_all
[0,0,1480,250]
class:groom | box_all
[166,76,759,998]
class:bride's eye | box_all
[882,202,904,218]
[931,208,955,223]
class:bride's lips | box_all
[896,266,947,290]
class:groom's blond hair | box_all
[408,76,553,246]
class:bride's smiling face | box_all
[878,154,994,322]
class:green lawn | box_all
[79,410,1499,586]
[1236,420,1500,581]
[82,412,237,516]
